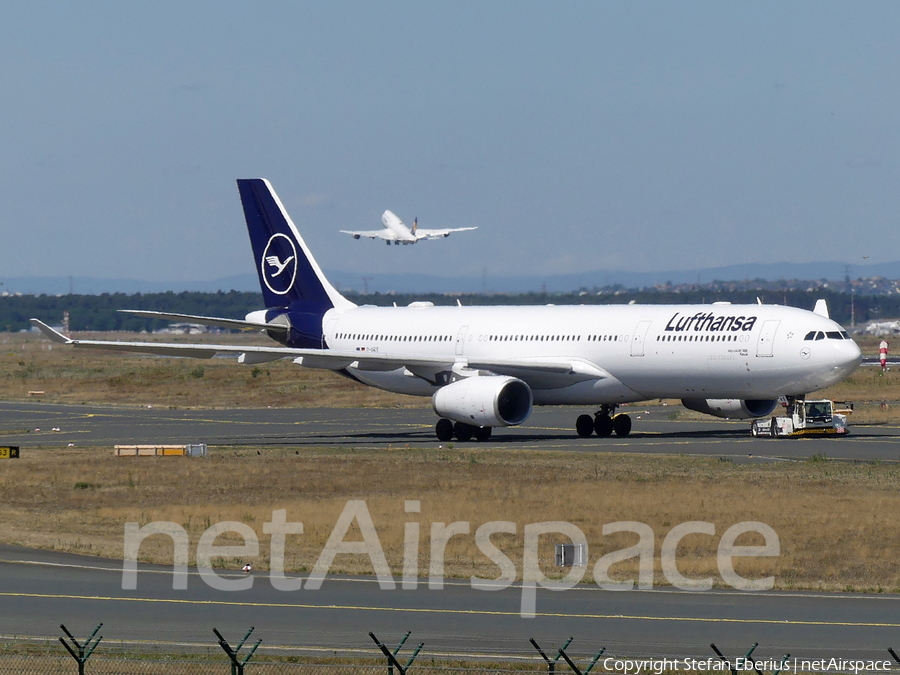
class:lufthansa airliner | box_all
[32,179,861,442]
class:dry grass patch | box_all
[0,332,421,409]
[3,331,897,421]
[2,445,900,592]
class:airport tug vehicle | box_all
[750,399,851,437]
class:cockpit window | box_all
[804,329,851,341]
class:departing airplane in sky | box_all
[340,210,477,245]
[32,179,861,442]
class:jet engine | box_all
[433,376,533,427]
[681,398,778,420]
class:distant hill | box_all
[5,260,900,296]
[0,275,257,296]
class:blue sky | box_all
[2,2,899,285]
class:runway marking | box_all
[5,591,900,628]
[6,555,900,607]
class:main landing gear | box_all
[434,406,633,443]
[435,418,492,442]
[576,405,631,438]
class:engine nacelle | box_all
[681,398,778,420]
[433,376,533,427]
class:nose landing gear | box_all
[576,405,631,437]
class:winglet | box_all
[813,299,830,318]
[30,319,72,344]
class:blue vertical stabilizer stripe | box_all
[238,179,333,310]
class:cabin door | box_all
[323,318,338,349]
[455,326,468,356]
[631,321,652,357]
[756,320,780,357]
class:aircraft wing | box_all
[118,310,287,334]
[414,227,477,240]
[30,319,444,369]
[340,229,395,241]
[31,319,606,378]
[31,319,295,361]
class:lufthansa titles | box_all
[665,312,758,333]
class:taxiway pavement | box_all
[1,544,899,662]
[0,401,898,461]
[1,402,899,661]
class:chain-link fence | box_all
[1,631,893,675]
[0,652,533,675]
[0,635,543,675]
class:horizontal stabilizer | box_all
[119,310,287,333]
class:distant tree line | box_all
[1,291,264,332]
[347,289,897,327]
[2,287,897,333]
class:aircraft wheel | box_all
[435,418,454,442]
[594,415,613,437]
[576,414,595,437]
[473,426,492,441]
[454,422,474,442]
[612,413,632,437]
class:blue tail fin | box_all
[237,179,354,312]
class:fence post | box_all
[711,642,789,675]
[58,623,102,675]
[771,654,791,675]
[557,644,606,675]
[214,627,262,675]
[889,648,900,666]
[530,637,573,674]
[369,631,424,675]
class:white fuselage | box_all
[381,211,416,242]
[322,303,861,405]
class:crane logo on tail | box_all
[261,233,298,295]
[265,254,294,277]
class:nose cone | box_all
[792,334,862,394]
[830,338,862,382]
